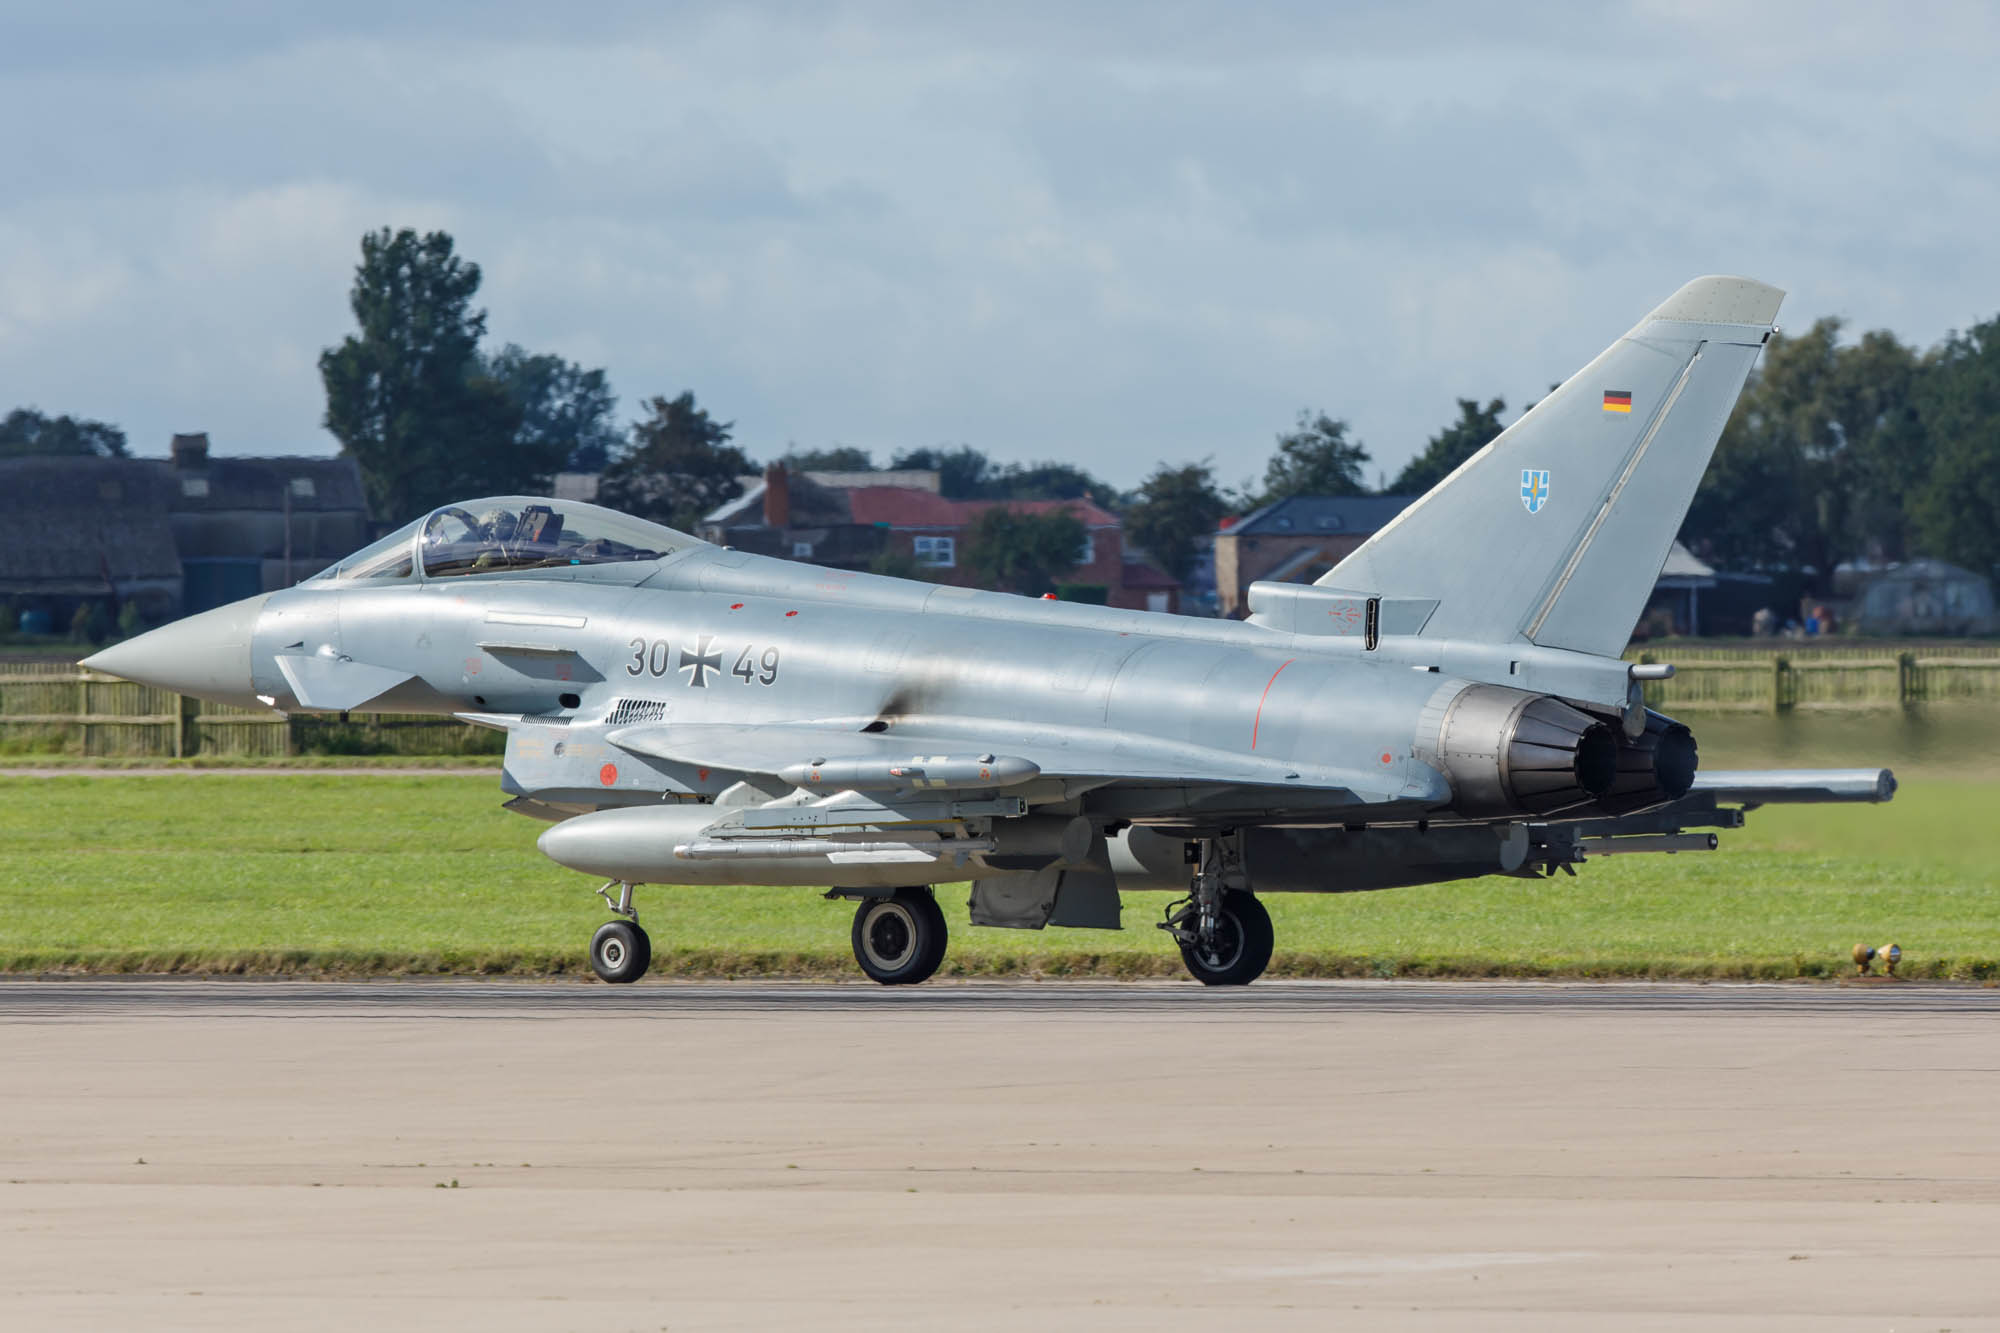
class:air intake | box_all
[607,698,671,726]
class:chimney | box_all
[170,432,210,469]
[762,462,791,529]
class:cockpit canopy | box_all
[317,497,700,582]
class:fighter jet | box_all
[86,275,1895,986]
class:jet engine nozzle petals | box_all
[1432,684,1619,819]
[1592,710,1699,817]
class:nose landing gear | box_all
[589,880,652,984]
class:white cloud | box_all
[3,2,1998,487]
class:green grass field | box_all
[2,773,1994,980]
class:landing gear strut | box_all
[850,888,949,986]
[1158,838,1274,986]
[589,880,651,984]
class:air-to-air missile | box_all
[86,276,1897,986]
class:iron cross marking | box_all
[679,634,723,687]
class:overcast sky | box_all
[5,1,1998,489]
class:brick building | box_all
[0,432,372,629]
[703,464,1181,612]
[1212,494,1416,618]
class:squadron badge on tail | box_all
[1521,468,1550,514]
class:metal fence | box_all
[0,665,498,758]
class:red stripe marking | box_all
[1250,658,1296,751]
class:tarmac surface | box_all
[3,979,1996,1330]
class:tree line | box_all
[1124,318,2000,594]
[1687,317,2000,589]
[312,228,1425,581]
[14,226,1999,598]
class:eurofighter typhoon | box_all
[86,277,1895,986]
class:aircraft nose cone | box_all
[81,593,272,709]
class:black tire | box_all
[1178,891,1274,987]
[851,889,948,985]
[590,920,650,984]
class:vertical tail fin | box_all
[1320,275,1782,658]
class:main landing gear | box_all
[1158,837,1274,986]
[589,880,651,984]
[849,888,949,986]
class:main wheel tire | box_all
[851,889,948,985]
[590,920,651,984]
[1178,891,1274,987]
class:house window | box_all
[792,540,815,558]
[290,477,316,498]
[1077,532,1095,565]
[1146,591,1171,613]
[181,477,210,498]
[913,535,955,567]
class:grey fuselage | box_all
[257,542,1458,814]
[93,504,1677,897]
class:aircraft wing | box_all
[602,719,1432,805]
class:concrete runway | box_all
[3,980,1996,1330]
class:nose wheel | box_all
[590,919,652,984]
[589,880,651,984]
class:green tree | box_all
[1253,411,1371,507]
[1389,397,1506,495]
[785,444,877,471]
[867,547,921,579]
[1911,314,2000,573]
[1124,460,1227,582]
[884,445,1118,507]
[1840,329,1929,562]
[961,506,1087,595]
[319,228,527,523]
[1681,318,1925,581]
[0,408,128,458]
[988,461,1121,508]
[598,392,753,532]
[482,345,621,473]
[889,444,994,497]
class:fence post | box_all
[1898,651,1918,705]
[1773,655,1791,713]
[77,671,91,756]
[177,691,197,758]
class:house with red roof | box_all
[702,464,1181,612]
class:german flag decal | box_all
[1602,390,1633,414]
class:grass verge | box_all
[0,754,501,770]
[2,775,1994,981]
